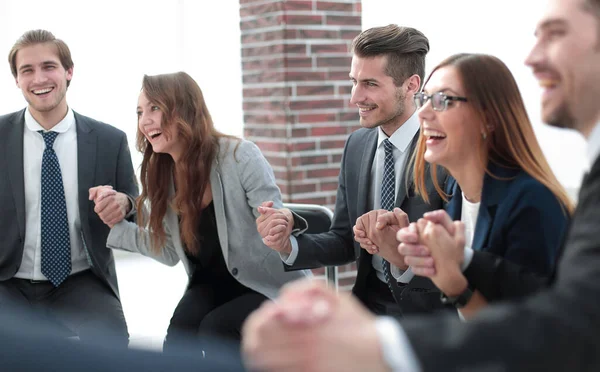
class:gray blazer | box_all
[107,137,310,299]
[0,109,139,299]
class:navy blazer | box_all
[445,163,569,278]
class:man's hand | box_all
[354,208,409,269]
[256,201,294,255]
[242,279,388,372]
[89,186,131,228]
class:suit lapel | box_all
[471,205,492,251]
[75,113,97,232]
[166,177,192,275]
[395,132,419,208]
[445,180,462,221]
[471,164,512,250]
[210,159,229,263]
[357,130,377,215]
[6,111,26,241]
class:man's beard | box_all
[545,101,577,130]
[371,89,406,129]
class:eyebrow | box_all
[349,74,379,84]
[423,87,461,95]
[534,18,567,36]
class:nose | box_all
[349,83,364,106]
[417,98,435,122]
[524,40,543,69]
[32,69,48,85]
[138,111,152,128]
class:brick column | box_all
[240,0,361,289]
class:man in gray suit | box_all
[242,0,600,370]
[257,25,448,317]
[0,29,138,346]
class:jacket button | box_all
[232,268,238,276]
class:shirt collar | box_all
[24,107,75,134]
[587,122,600,166]
[377,109,420,152]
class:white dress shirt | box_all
[281,111,420,286]
[15,108,90,281]
[369,112,420,283]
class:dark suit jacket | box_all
[446,162,568,301]
[288,127,448,315]
[400,158,600,371]
[0,109,138,299]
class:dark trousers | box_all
[163,273,267,354]
[0,270,128,347]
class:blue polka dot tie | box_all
[380,139,396,294]
[39,131,71,287]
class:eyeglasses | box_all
[414,92,468,112]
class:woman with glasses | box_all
[404,53,572,318]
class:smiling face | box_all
[137,90,183,161]
[525,0,600,135]
[418,66,484,172]
[14,43,72,126]
[349,54,414,135]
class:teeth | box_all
[359,106,376,112]
[538,79,558,88]
[147,130,162,139]
[423,128,446,138]
[33,88,52,95]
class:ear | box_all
[404,74,421,95]
[66,66,74,84]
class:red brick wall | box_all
[239,0,361,290]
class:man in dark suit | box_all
[256,24,448,317]
[242,0,600,371]
[0,29,138,346]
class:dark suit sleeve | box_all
[401,163,600,372]
[501,186,567,276]
[114,133,139,221]
[465,250,549,302]
[286,136,356,270]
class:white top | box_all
[15,108,90,281]
[461,192,480,250]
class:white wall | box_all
[0,0,244,175]
[363,0,588,194]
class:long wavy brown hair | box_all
[136,72,234,254]
[413,53,574,215]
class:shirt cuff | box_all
[374,316,422,372]
[390,265,415,284]
[279,236,299,266]
[461,247,474,272]
[124,194,136,219]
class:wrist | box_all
[280,239,293,255]
[441,268,468,297]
